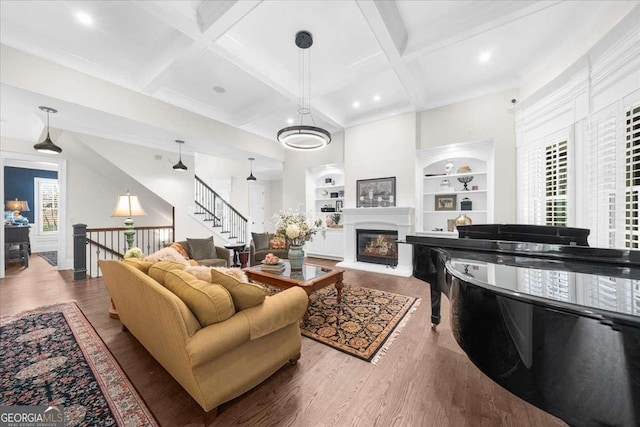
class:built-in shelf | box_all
[417,140,494,233]
[307,165,345,260]
[316,197,344,202]
[423,210,488,214]
[423,190,487,196]
[315,184,343,190]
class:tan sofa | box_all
[99,259,308,415]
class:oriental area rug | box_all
[0,302,158,426]
[269,284,420,364]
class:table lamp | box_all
[111,191,146,250]
[5,199,30,220]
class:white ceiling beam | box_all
[356,0,426,109]
[134,1,262,94]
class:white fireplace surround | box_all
[336,207,414,277]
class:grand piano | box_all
[404,225,639,427]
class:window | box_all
[35,178,59,234]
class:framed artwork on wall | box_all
[435,194,456,211]
[356,177,396,207]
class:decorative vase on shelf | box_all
[288,245,304,270]
[454,213,472,228]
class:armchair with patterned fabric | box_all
[249,232,288,266]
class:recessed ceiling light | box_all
[287,118,294,124]
[352,101,361,108]
[213,86,226,93]
[478,51,492,63]
[373,95,381,102]
[75,11,93,26]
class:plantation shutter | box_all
[625,104,640,248]
[585,114,618,247]
[545,140,568,226]
[517,142,545,224]
[39,180,59,233]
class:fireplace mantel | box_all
[336,207,414,277]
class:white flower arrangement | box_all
[273,207,323,247]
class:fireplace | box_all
[356,229,398,266]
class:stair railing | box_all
[73,208,175,279]
[194,176,247,243]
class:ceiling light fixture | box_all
[478,50,492,62]
[276,30,331,150]
[75,11,93,26]
[246,157,257,181]
[373,95,381,102]
[33,106,62,154]
[172,140,187,171]
[352,101,361,108]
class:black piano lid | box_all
[404,235,640,267]
[403,235,640,326]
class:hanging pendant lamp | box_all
[246,157,257,181]
[276,30,331,150]
[173,140,187,171]
[33,106,62,154]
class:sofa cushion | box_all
[184,266,249,283]
[251,232,270,251]
[148,261,186,285]
[210,268,268,311]
[164,270,235,327]
[187,237,215,260]
[197,258,227,268]
[123,258,153,274]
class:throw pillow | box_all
[210,268,268,311]
[251,232,270,251]
[148,261,186,285]
[170,242,189,260]
[213,267,249,283]
[123,258,153,274]
[268,236,286,249]
[184,266,249,284]
[186,237,215,260]
[164,270,235,327]
[145,247,189,265]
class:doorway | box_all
[250,185,265,234]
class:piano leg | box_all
[430,282,441,331]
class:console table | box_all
[5,225,31,268]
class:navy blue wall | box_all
[4,166,58,223]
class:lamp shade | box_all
[111,193,146,218]
[5,199,30,212]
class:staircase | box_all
[194,176,248,245]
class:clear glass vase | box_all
[288,245,304,270]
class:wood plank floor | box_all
[0,255,566,427]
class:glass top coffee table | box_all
[244,262,345,303]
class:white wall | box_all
[344,113,417,208]
[263,179,283,231]
[418,90,518,223]
[281,131,345,210]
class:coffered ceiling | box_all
[0,0,636,160]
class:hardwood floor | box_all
[0,255,566,427]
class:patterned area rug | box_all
[38,251,58,266]
[269,284,420,364]
[0,302,158,426]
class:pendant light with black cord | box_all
[246,157,257,181]
[33,106,62,154]
[276,30,331,150]
[173,140,187,171]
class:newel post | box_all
[73,223,87,281]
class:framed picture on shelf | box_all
[335,200,343,211]
[435,194,456,211]
[356,176,396,207]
